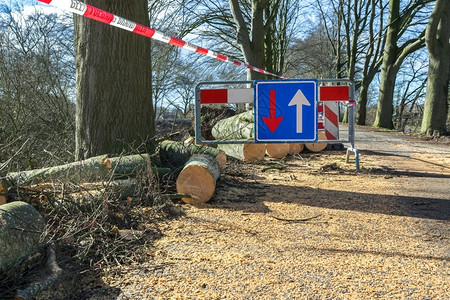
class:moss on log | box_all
[159,140,226,171]
[0,201,45,274]
[176,154,221,204]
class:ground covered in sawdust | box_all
[33,129,449,299]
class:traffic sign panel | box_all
[255,80,317,142]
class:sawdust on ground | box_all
[33,129,450,299]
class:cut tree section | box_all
[176,154,220,204]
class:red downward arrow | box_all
[262,89,284,133]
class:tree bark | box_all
[217,143,266,162]
[159,140,227,171]
[176,154,221,204]
[421,0,450,136]
[3,154,170,188]
[0,201,45,273]
[74,0,154,159]
[211,110,254,140]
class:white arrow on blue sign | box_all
[254,79,318,142]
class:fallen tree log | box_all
[176,154,220,204]
[217,142,265,162]
[305,132,328,152]
[1,154,170,191]
[159,140,227,171]
[288,144,304,155]
[266,143,290,159]
[0,201,45,273]
[211,110,266,162]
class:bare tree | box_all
[0,3,75,171]
[373,0,432,129]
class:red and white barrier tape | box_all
[37,0,286,79]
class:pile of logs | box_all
[0,110,333,290]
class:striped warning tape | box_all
[38,0,286,79]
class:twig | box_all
[270,214,322,223]
[14,243,62,300]
[156,131,181,143]
[262,165,287,172]
[0,138,29,173]
[162,193,192,199]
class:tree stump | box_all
[0,201,45,273]
[176,154,220,204]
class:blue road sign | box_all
[255,80,317,142]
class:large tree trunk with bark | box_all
[0,201,45,273]
[176,155,221,204]
[421,0,450,136]
[74,0,154,160]
[158,140,227,171]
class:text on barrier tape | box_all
[37,0,286,79]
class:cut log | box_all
[217,142,266,162]
[0,201,45,273]
[305,132,328,152]
[176,154,220,204]
[288,143,304,155]
[266,143,290,159]
[211,110,254,140]
[3,154,170,188]
[211,111,266,162]
[159,140,226,171]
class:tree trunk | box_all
[374,0,426,129]
[373,0,400,129]
[357,82,370,125]
[0,201,45,273]
[2,154,169,188]
[176,154,221,204]
[158,140,227,171]
[74,0,154,160]
[421,0,450,136]
[217,143,265,162]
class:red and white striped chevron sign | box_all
[38,0,285,79]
